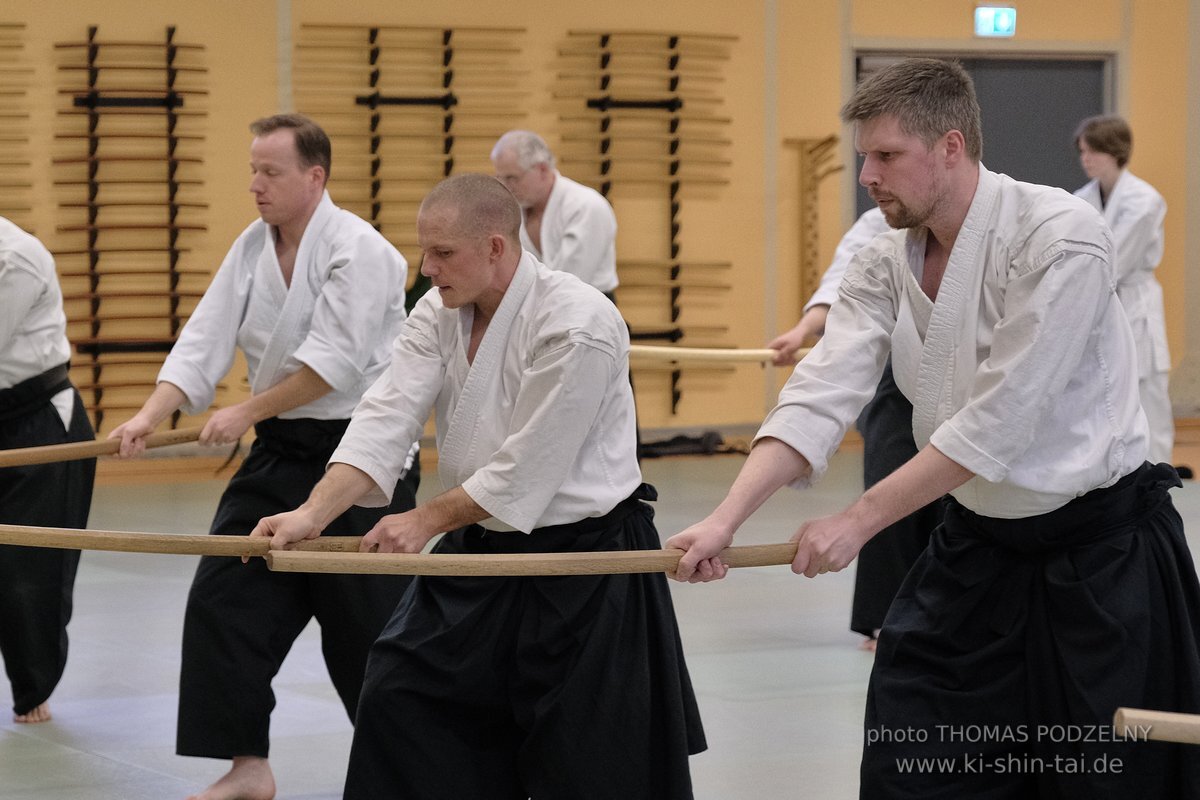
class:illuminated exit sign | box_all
[975,6,1017,37]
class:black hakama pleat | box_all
[344,484,705,800]
[852,360,943,637]
[861,462,1200,799]
[0,390,95,715]
[176,416,418,759]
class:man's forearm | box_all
[709,437,812,531]
[412,486,492,535]
[848,444,973,534]
[241,365,332,423]
[298,463,379,530]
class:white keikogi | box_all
[158,192,408,418]
[1075,169,1172,463]
[803,207,890,312]
[758,166,1149,519]
[520,172,619,295]
[0,217,74,425]
[333,252,641,533]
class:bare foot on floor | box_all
[859,637,878,653]
[14,702,52,723]
[186,756,276,800]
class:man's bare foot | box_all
[13,702,52,723]
[185,756,276,800]
[859,637,878,652]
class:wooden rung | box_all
[58,109,205,118]
[300,23,525,33]
[618,259,731,269]
[53,247,194,255]
[566,30,738,42]
[573,174,730,186]
[68,312,191,322]
[54,178,204,186]
[561,133,732,146]
[53,155,204,164]
[560,112,731,124]
[296,42,520,54]
[58,268,208,277]
[58,201,209,208]
[62,290,206,301]
[56,224,207,232]
[56,133,204,141]
[55,41,204,50]
[619,279,731,290]
[59,87,208,95]
[59,64,207,73]
[557,69,723,82]
[560,154,731,167]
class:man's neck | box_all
[925,162,981,255]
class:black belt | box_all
[0,363,72,423]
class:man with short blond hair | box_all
[255,173,704,799]
[669,59,1200,798]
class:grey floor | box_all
[1,450,1198,799]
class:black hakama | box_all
[344,484,706,800]
[176,416,418,759]
[0,368,96,717]
[851,360,943,639]
[860,462,1200,799]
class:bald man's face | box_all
[417,204,499,310]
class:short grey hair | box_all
[491,130,556,171]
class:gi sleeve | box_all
[329,295,444,506]
[157,234,253,414]
[0,255,44,352]
[756,244,897,486]
[293,233,407,392]
[460,332,620,533]
[805,208,890,311]
[1108,193,1165,286]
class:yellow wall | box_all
[2,0,1195,435]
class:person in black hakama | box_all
[110,115,418,800]
[0,216,97,724]
[254,173,705,799]
[670,59,1200,799]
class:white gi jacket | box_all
[804,207,890,311]
[332,252,642,533]
[759,166,1148,519]
[0,217,74,424]
[159,192,408,419]
[1074,170,1169,377]
[521,172,619,294]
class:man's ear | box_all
[943,130,966,166]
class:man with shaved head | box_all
[253,173,705,798]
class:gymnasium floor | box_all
[2,449,1198,799]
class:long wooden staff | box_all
[0,427,203,469]
[265,542,798,576]
[629,345,801,364]
[1113,707,1200,745]
[0,523,360,557]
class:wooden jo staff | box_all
[0,523,361,558]
[271,542,800,576]
[0,426,203,469]
[629,344,808,364]
[1113,707,1200,745]
[0,521,798,575]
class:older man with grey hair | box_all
[491,129,619,300]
